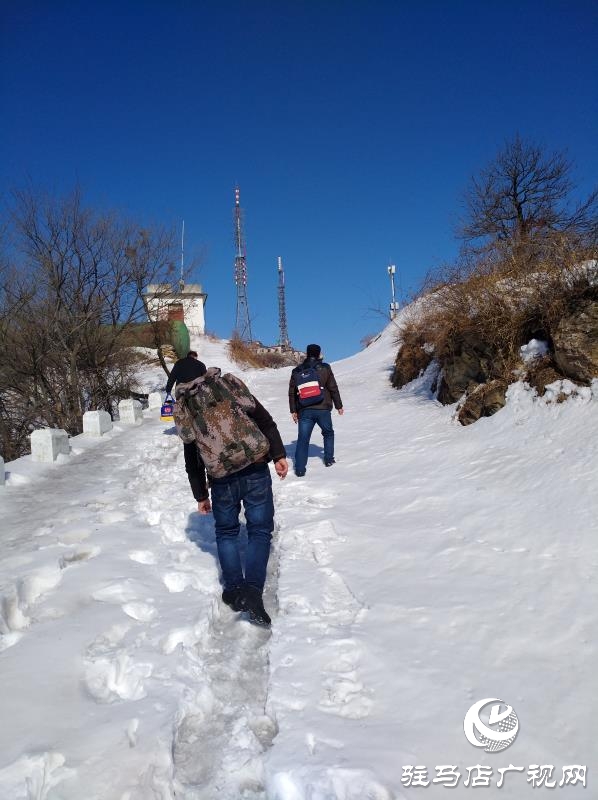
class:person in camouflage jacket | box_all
[178,368,288,626]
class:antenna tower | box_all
[277,256,291,350]
[179,220,185,292]
[233,187,253,341]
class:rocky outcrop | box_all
[392,286,597,425]
[553,300,598,384]
[436,333,497,405]
[524,356,565,396]
[457,380,508,425]
[391,342,433,389]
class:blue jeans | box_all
[294,408,334,474]
[210,463,274,592]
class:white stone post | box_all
[118,398,143,424]
[148,392,163,410]
[83,410,113,436]
[30,429,70,462]
[0,456,5,486]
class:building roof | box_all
[145,283,206,297]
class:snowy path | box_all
[0,413,278,799]
[1,329,596,799]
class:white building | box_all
[145,283,207,336]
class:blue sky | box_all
[2,1,597,360]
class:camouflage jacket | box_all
[174,368,286,490]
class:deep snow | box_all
[0,319,596,799]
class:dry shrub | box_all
[361,333,380,349]
[159,344,178,362]
[120,320,170,349]
[258,351,290,368]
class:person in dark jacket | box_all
[164,351,209,503]
[186,372,288,627]
[288,343,343,477]
[165,351,207,395]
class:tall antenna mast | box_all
[179,220,185,292]
[277,256,291,350]
[233,187,253,341]
[387,262,399,319]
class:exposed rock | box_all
[524,355,566,396]
[457,380,508,425]
[553,300,598,384]
[437,333,497,405]
[391,341,433,389]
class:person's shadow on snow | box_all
[185,512,248,587]
[285,439,325,462]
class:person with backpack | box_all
[288,343,344,477]
[174,367,288,627]
[164,350,208,498]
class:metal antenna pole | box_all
[179,220,185,292]
[388,263,398,319]
[233,187,253,341]
[277,256,291,350]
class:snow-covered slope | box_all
[0,323,596,799]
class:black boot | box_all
[222,586,246,612]
[244,586,271,627]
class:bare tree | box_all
[0,187,179,459]
[459,135,597,258]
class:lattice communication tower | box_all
[233,187,253,341]
[277,256,291,350]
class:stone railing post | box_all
[118,398,143,424]
[83,410,113,436]
[30,429,70,462]
[148,392,163,410]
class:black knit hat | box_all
[306,343,321,358]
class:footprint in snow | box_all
[121,601,157,622]
[318,639,373,720]
[162,617,211,654]
[92,581,139,604]
[98,510,130,524]
[86,622,132,656]
[322,638,363,673]
[128,549,158,565]
[58,546,100,568]
[0,751,75,799]
[162,571,203,593]
[56,527,93,545]
[83,652,152,703]
[318,672,373,719]
[34,524,54,537]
